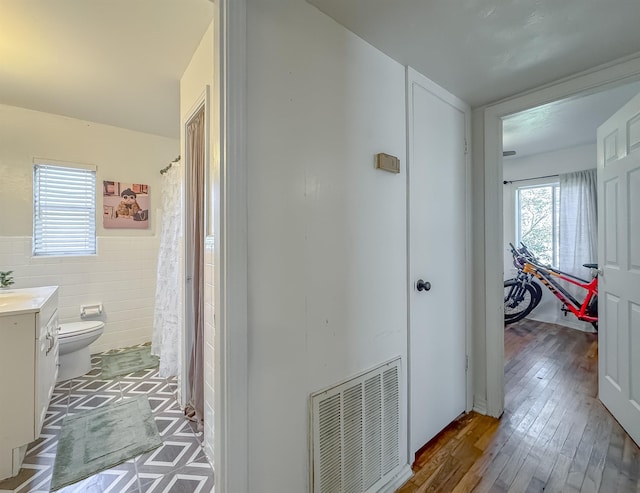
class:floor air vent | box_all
[310,358,401,493]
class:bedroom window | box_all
[33,162,97,256]
[516,182,559,266]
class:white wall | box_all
[179,21,215,459]
[502,143,596,182]
[247,0,408,491]
[0,104,178,353]
[503,143,596,331]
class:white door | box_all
[597,92,640,447]
[407,68,468,456]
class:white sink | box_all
[0,291,33,298]
[0,292,34,307]
[0,287,57,314]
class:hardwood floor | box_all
[398,319,640,492]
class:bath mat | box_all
[100,346,159,379]
[50,395,162,491]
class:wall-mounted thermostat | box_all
[375,153,400,174]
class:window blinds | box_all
[33,164,96,256]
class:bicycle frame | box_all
[522,260,598,324]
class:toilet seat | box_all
[58,321,104,338]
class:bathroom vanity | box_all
[0,286,59,481]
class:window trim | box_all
[33,159,97,257]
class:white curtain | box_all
[152,160,182,377]
[559,169,598,289]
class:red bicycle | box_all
[504,243,599,330]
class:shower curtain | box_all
[184,107,205,431]
[152,160,182,378]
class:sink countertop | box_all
[0,286,59,316]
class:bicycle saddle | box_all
[583,263,598,269]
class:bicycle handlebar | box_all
[511,242,597,282]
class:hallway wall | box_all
[246,0,408,490]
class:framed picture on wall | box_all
[103,181,150,229]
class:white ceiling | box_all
[503,80,640,158]
[0,0,213,139]
[307,0,640,157]
[307,0,640,108]
[3,0,640,148]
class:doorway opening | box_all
[501,81,640,334]
[479,56,640,421]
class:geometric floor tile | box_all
[152,416,194,438]
[42,409,66,428]
[56,463,137,493]
[124,381,165,397]
[0,464,50,493]
[136,434,203,476]
[24,432,58,459]
[0,343,214,493]
[66,394,122,417]
[72,379,119,393]
[138,471,214,493]
[145,396,174,414]
[139,441,195,469]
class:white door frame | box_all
[213,1,249,493]
[477,53,640,417]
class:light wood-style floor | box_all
[398,319,640,492]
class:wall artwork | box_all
[103,181,150,229]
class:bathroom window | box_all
[33,162,97,256]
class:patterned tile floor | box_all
[0,347,214,493]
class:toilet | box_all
[57,321,105,382]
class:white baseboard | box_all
[473,395,488,415]
[380,464,413,492]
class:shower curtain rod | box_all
[160,156,181,175]
[503,173,559,185]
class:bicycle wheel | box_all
[529,280,543,311]
[504,278,541,320]
[504,279,537,324]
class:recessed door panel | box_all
[604,130,618,165]
[630,302,640,407]
[629,169,640,272]
[605,293,620,387]
[604,178,619,267]
[627,113,640,152]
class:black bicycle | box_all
[504,244,543,323]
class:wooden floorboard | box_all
[398,319,640,492]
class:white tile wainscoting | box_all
[203,236,215,460]
[0,236,159,354]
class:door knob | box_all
[416,279,431,292]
